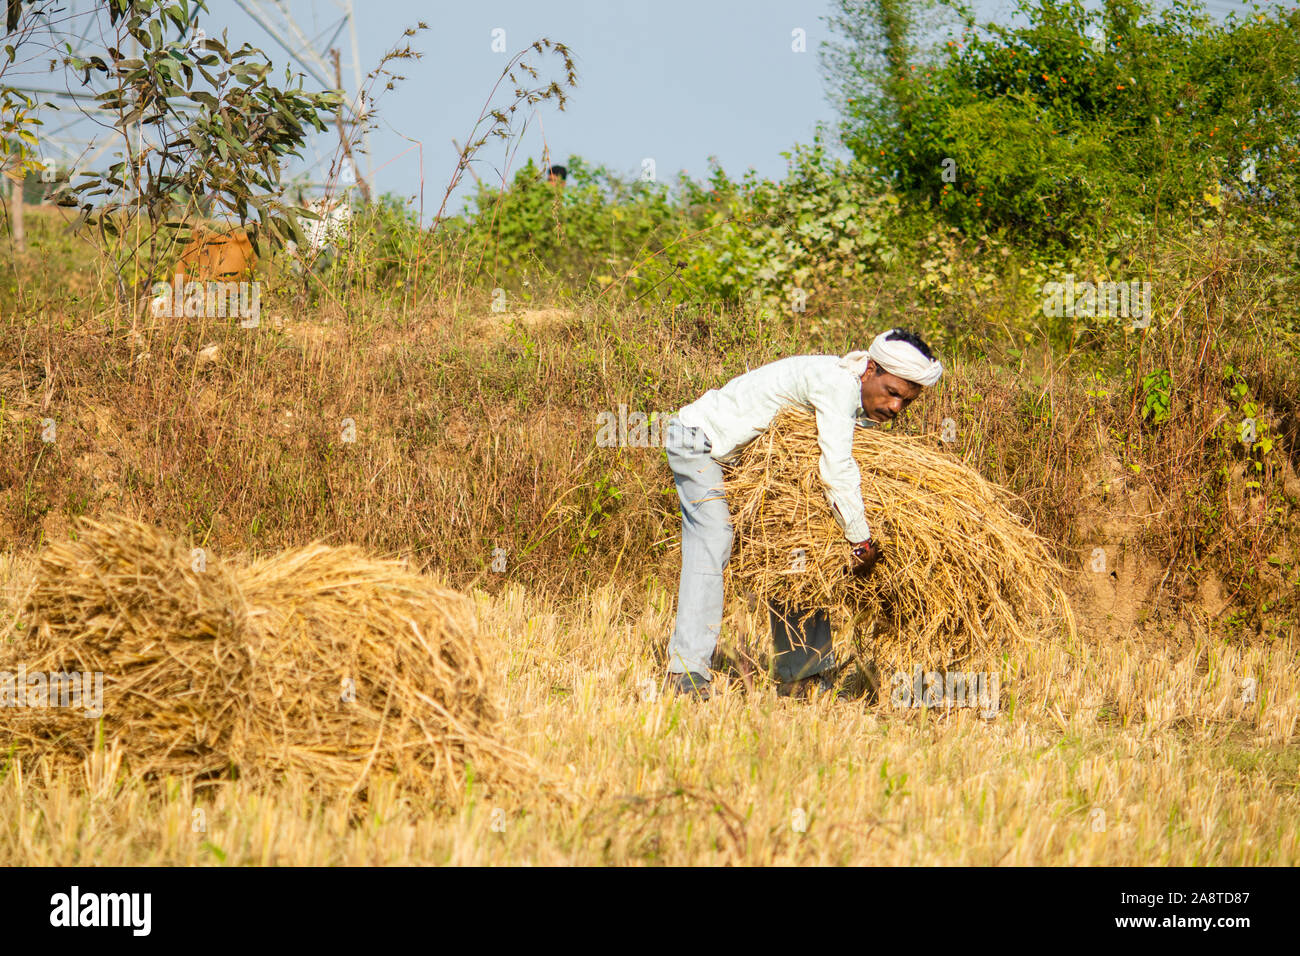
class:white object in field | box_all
[288,198,353,256]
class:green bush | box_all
[448,156,684,298]
[447,143,905,315]
[836,0,1300,249]
[674,139,900,312]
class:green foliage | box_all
[822,0,954,148]
[42,0,338,300]
[441,0,1300,348]
[573,471,622,557]
[0,86,39,174]
[831,0,1300,249]
[452,141,902,314]
[678,139,900,310]
[294,192,426,305]
[1,1,51,177]
[1140,368,1171,425]
[880,758,910,798]
[355,193,424,283]
[449,156,682,300]
[1218,363,1278,480]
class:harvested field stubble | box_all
[5,516,531,803]
[726,411,1075,668]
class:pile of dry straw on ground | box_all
[726,411,1075,668]
[4,515,530,802]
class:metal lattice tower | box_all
[12,0,368,200]
[10,1,138,185]
[229,0,371,198]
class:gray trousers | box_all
[665,415,836,682]
[767,603,836,682]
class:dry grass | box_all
[726,410,1075,670]
[1,219,1295,864]
[2,516,533,805]
[0,571,1296,865]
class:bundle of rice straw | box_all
[234,542,524,798]
[726,411,1074,668]
[5,515,529,803]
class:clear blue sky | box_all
[214,0,852,212]
[32,0,1281,216]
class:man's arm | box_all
[811,386,872,545]
[814,405,886,575]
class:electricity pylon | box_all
[15,0,369,202]
[231,0,371,201]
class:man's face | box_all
[859,361,923,423]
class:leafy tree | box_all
[0,0,57,179]
[64,0,338,304]
[3,0,340,311]
[821,0,962,155]
[826,0,1300,248]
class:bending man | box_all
[662,328,942,699]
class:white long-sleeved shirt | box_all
[679,355,876,543]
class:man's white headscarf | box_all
[838,329,943,387]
